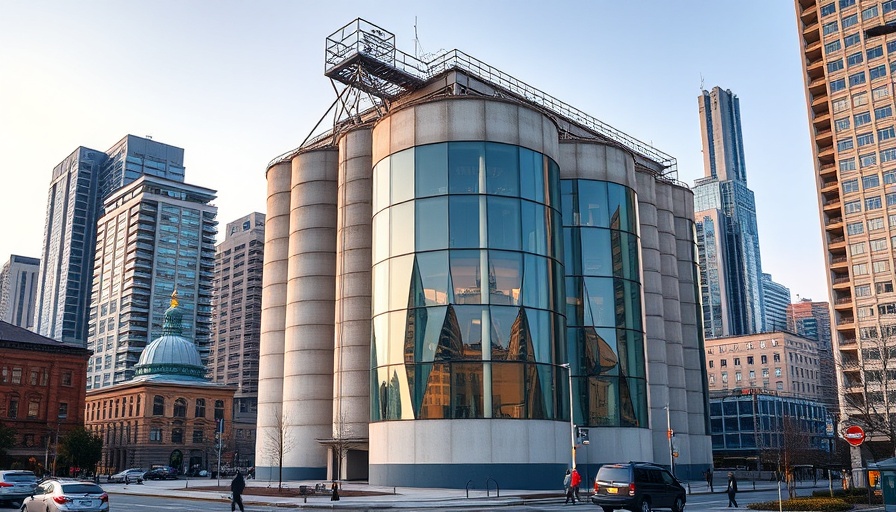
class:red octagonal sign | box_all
[844,425,866,446]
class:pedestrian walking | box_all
[706,468,714,492]
[563,469,574,504]
[571,467,582,503]
[726,472,738,508]
[230,471,246,512]
[331,480,340,501]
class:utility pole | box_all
[561,363,576,469]
[666,404,675,477]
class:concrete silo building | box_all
[256,19,711,489]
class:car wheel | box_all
[672,496,685,512]
[638,498,651,512]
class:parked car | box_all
[143,466,177,480]
[591,462,686,512]
[108,468,144,483]
[0,470,37,506]
[20,479,108,512]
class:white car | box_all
[0,470,37,506]
[21,479,108,512]
[108,468,144,484]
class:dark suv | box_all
[591,462,685,512]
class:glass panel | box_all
[372,210,389,264]
[419,362,451,419]
[582,326,619,377]
[389,254,414,312]
[487,196,521,250]
[560,180,576,226]
[450,250,483,305]
[577,180,609,228]
[390,201,414,257]
[488,251,522,305]
[485,143,520,196]
[373,364,411,420]
[451,362,484,418]
[621,376,647,427]
[581,228,612,276]
[546,159,561,209]
[619,329,646,378]
[492,361,525,418]
[417,306,448,363]
[563,227,581,275]
[525,308,554,364]
[612,231,640,280]
[490,306,519,357]
[565,277,583,326]
[391,148,415,204]
[414,251,450,306]
[586,375,617,426]
[521,200,548,255]
[550,206,564,261]
[448,142,483,194]
[415,197,448,251]
[521,254,549,309]
[389,311,410,365]
[583,276,615,327]
[374,158,390,212]
[449,195,481,248]
[452,305,485,358]
[415,143,449,198]
[372,262,389,315]
[607,183,632,232]
[372,313,389,367]
[520,148,545,203]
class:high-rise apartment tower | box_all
[86,175,216,390]
[795,0,896,426]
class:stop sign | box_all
[844,425,866,446]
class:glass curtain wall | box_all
[561,179,648,428]
[370,142,566,421]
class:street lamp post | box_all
[665,404,675,477]
[561,363,576,469]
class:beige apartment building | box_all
[704,331,823,400]
[795,0,896,422]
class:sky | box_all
[0,1,827,302]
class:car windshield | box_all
[598,467,630,483]
[61,484,103,494]
[5,474,36,482]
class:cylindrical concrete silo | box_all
[333,127,373,480]
[281,148,339,479]
[256,160,291,479]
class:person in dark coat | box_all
[726,472,738,508]
[331,480,340,501]
[706,469,714,492]
[230,471,246,512]
[563,469,574,504]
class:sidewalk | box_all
[104,477,845,509]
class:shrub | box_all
[747,497,852,511]
[811,488,882,504]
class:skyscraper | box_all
[762,273,792,332]
[0,255,40,330]
[35,135,185,346]
[694,87,766,338]
[786,298,836,409]
[210,212,264,461]
[256,19,711,489]
[795,0,896,425]
[86,175,216,390]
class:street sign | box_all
[844,425,866,446]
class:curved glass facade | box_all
[561,179,648,428]
[371,142,566,421]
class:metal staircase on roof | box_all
[314,19,677,179]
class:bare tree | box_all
[329,411,363,481]
[261,407,294,491]
[838,323,896,460]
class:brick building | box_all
[0,321,90,470]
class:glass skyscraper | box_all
[694,87,767,338]
[35,135,186,346]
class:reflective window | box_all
[390,201,414,257]
[519,148,546,203]
[391,148,415,204]
[485,143,520,196]
[415,197,448,252]
[415,143,448,197]
[449,195,481,248]
[488,196,521,250]
[448,142,483,194]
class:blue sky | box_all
[0,1,827,302]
